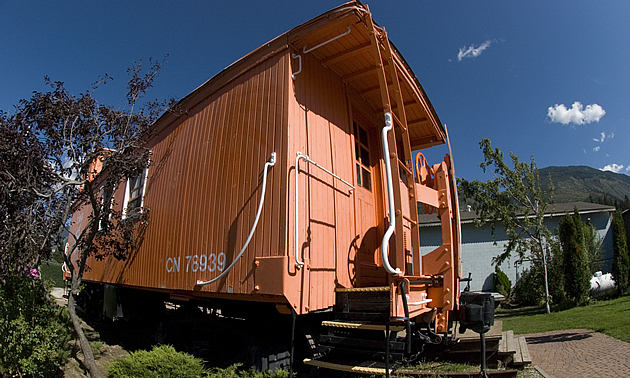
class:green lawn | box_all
[496,295,630,343]
[40,260,66,287]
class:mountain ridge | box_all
[538,165,630,204]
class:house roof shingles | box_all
[418,201,616,227]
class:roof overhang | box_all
[150,1,445,151]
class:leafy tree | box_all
[0,115,60,278]
[459,138,554,313]
[558,208,591,305]
[611,210,629,295]
[0,58,171,378]
[0,274,72,377]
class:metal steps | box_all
[305,286,407,375]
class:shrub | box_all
[107,345,206,378]
[559,209,591,305]
[107,347,290,378]
[611,210,629,295]
[0,274,72,377]
[207,364,288,378]
[509,267,544,307]
[493,267,512,297]
[548,238,567,304]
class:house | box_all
[418,202,616,292]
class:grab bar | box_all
[294,151,354,269]
[196,152,276,287]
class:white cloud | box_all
[593,132,606,143]
[547,102,606,125]
[593,146,600,152]
[458,40,492,61]
[601,164,628,173]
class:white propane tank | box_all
[589,271,616,297]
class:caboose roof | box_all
[153,1,445,150]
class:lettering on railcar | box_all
[166,253,226,274]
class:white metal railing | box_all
[380,112,402,275]
[196,152,276,287]
[294,151,354,269]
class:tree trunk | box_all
[542,248,551,314]
[67,274,102,378]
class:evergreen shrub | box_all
[493,267,512,297]
[107,345,206,378]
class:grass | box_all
[40,259,66,287]
[496,295,630,342]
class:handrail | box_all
[291,53,302,80]
[196,152,276,287]
[303,25,351,54]
[381,113,402,275]
[294,151,354,269]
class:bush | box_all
[509,267,544,307]
[206,364,288,378]
[0,273,72,377]
[107,347,289,378]
[107,345,206,378]
[559,209,591,305]
[548,238,567,304]
[493,267,512,297]
[611,210,629,296]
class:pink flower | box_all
[30,268,40,279]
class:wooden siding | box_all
[289,51,355,312]
[67,1,450,316]
[77,51,290,297]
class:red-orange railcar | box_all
[67,2,491,374]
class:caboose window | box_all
[123,168,147,218]
[99,187,113,230]
[354,122,371,191]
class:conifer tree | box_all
[611,210,629,295]
[558,208,591,304]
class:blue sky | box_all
[1,1,628,181]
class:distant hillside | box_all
[538,166,630,204]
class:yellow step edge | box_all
[335,286,390,292]
[303,358,392,375]
[322,320,405,332]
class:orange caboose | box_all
[67,1,471,374]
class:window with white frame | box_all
[99,187,113,230]
[123,168,148,218]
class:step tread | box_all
[303,358,394,375]
[516,336,532,365]
[322,320,405,332]
[336,286,390,292]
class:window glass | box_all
[126,170,146,217]
[362,168,371,190]
[354,122,371,191]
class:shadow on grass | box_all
[495,306,547,318]
[496,301,579,318]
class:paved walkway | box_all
[522,329,630,378]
